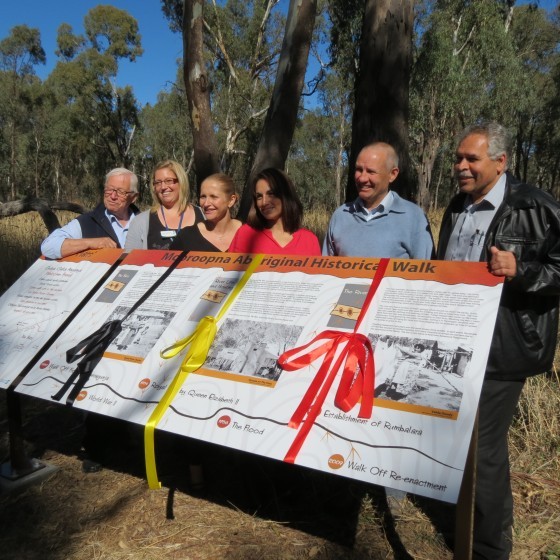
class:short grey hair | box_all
[105,168,138,193]
[457,122,511,169]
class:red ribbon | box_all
[277,258,390,463]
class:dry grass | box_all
[509,371,560,559]
[0,210,559,559]
[0,210,79,293]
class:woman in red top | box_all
[229,168,321,255]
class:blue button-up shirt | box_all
[444,174,506,262]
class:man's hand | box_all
[60,237,117,257]
[489,246,517,278]
[87,237,117,250]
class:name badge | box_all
[161,230,176,239]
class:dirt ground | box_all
[0,393,458,560]
[1,389,558,560]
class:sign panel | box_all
[0,249,122,388]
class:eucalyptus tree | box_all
[46,6,143,200]
[288,109,336,209]
[161,0,285,187]
[327,0,416,202]
[25,79,51,198]
[409,0,525,210]
[134,79,194,202]
[0,25,45,199]
[507,4,560,188]
[348,0,414,201]
[239,0,318,217]
[162,0,317,218]
[287,71,352,212]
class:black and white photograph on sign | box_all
[104,305,177,360]
[370,334,472,412]
[203,318,304,381]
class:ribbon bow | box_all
[278,330,375,463]
[51,250,189,405]
[144,316,218,488]
[145,254,264,489]
[278,257,390,463]
[51,320,122,404]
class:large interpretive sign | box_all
[13,250,503,502]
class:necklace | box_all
[209,230,226,242]
[206,222,227,240]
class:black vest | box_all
[77,203,139,248]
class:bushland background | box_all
[2,2,560,217]
[0,209,558,560]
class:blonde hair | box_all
[202,173,237,197]
[150,160,191,213]
[201,173,239,215]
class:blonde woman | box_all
[125,160,204,250]
[171,173,241,252]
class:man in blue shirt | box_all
[41,168,139,259]
[323,142,433,259]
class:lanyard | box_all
[160,207,184,234]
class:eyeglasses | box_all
[104,188,133,198]
[153,178,178,188]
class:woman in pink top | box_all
[229,168,321,256]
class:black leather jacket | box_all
[437,173,560,380]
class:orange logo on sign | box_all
[138,378,150,390]
[217,415,231,428]
[328,454,345,470]
[76,391,87,401]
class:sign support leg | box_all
[0,390,48,484]
[453,413,478,560]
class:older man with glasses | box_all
[40,167,140,473]
[41,168,139,259]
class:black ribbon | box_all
[52,320,122,404]
[51,250,188,405]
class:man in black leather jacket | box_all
[437,121,560,560]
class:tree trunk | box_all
[415,134,440,211]
[183,0,221,189]
[34,134,41,198]
[9,121,17,200]
[238,0,317,220]
[346,0,414,203]
[334,99,348,208]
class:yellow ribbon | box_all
[144,254,264,489]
